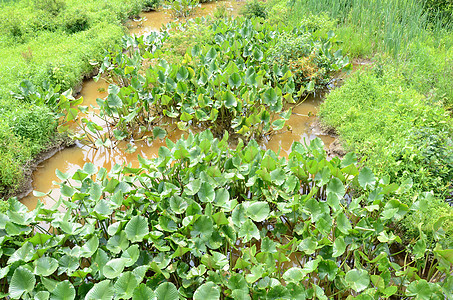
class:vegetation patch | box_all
[0,132,451,298]
[319,70,453,243]
[73,17,350,147]
[0,0,156,199]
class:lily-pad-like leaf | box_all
[238,219,260,243]
[103,258,128,279]
[155,282,179,300]
[125,215,149,243]
[114,272,139,299]
[132,284,155,300]
[50,280,76,300]
[193,282,220,300]
[283,267,305,283]
[85,280,114,300]
[198,182,215,203]
[9,267,36,299]
[246,202,270,222]
[34,256,59,276]
[358,167,375,190]
[326,178,345,197]
[345,269,370,292]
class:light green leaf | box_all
[125,215,149,242]
[358,167,375,190]
[85,280,114,300]
[326,178,345,197]
[198,182,215,203]
[193,282,220,300]
[103,258,128,279]
[345,269,370,292]
[155,282,179,300]
[114,272,139,299]
[133,284,156,300]
[246,202,270,222]
[283,267,304,283]
[336,212,352,234]
[332,237,346,257]
[238,219,260,243]
[9,267,36,299]
[34,256,58,276]
[50,281,75,300]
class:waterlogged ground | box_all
[21,2,335,210]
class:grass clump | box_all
[319,70,453,241]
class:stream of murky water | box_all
[20,2,335,210]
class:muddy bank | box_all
[310,119,346,158]
[9,135,75,201]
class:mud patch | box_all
[11,135,75,200]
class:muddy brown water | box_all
[20,2,335,210]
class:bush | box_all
[424,0,453,22]
[267,29,350,93]
[142,0,161,11]
[0,120,31,197]
[241,0,267,19]
[11,105,57,154]
[59,8,89,33]
[33,0,65,16]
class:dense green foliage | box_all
[0,132,451,299]
[0,0,154,198]
[240,0,268,19]
[276,0,453,242]
[319,70,453,241]
[75,17,349,146]
[284,0,453,108]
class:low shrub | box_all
[267,29,350,92]
[11,105,57,154]
[0,119,31,197]
[424,0,453,22]
[59,7,90,33]
[32,0,66,16]
[0,131,451,298]
[143,0,161,11]
[241,0,267,19]
[167,0,200,18]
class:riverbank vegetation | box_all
[0,0,157,198]
[275,0,453,243]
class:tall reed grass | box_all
[289,0,451,57]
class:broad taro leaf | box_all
[114,272,139,299]
[34,256,59,276]
[9,267,36,299]
[246,202,270,222]
[193,282,221,300]
[125,215,149,242]
[345,269,370,292]
[132,284,156,300]
[84,280,114,300]
[50,280,76,300]
[155,282,179,300]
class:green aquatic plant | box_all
[78,17,350,146]
[0,132,451,298]
[167,0,200,18]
